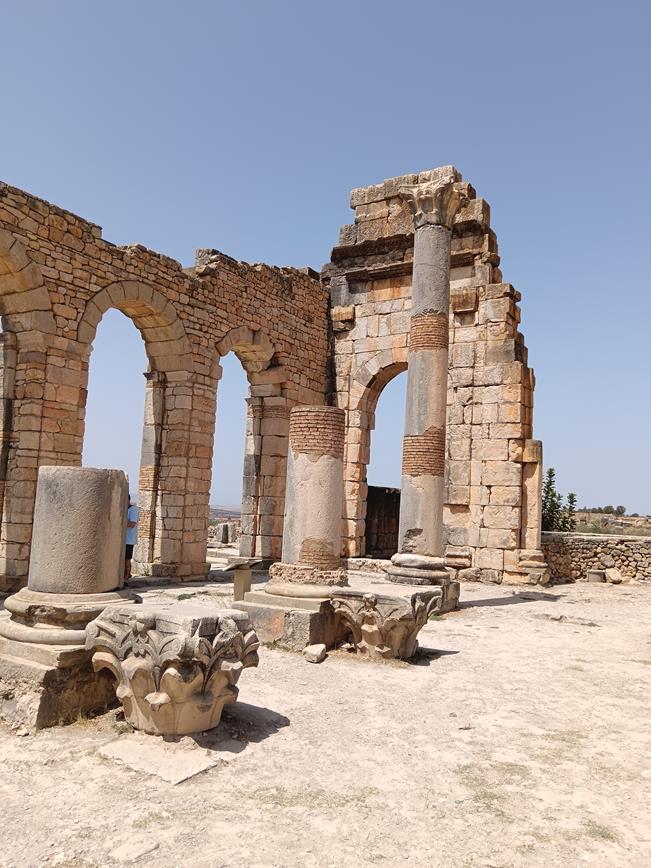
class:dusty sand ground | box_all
[0,580,649,868]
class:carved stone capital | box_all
[86,603,259,735]
[399,180,468,230]
[330,589,442,660]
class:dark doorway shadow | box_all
[459,591,563,609]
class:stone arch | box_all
[0,229,56,336]
[343,347,408,559]
[215,326,276,375]
[213,326,289,562]
[77,280,193,373]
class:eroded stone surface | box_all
[86,603,259,735]
[331,588,442,661]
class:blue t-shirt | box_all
[126,505,139,546]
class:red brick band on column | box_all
[289,406,345,459]
[402,426,446,477]
[299,537,340,570]
[408,311,449,351]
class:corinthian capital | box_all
[399,180,468,230]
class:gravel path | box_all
[0,581,649,867]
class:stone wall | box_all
[0,184,329,588]
[365,486,399,558]
[324,168,544,583]
[0,165,547,590]
[542,532,651,581]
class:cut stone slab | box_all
[109,837,160,863]
[237,591,337,651]
[584,569,607,583]
[99,733,224,784]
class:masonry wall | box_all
[0,183,329,589]
[324,169,544,582]
[542,532,651,581]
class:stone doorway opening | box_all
[82,309,148,496]
[364,369,407,559]
[209,351,248,558]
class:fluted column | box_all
[388,172,466,586]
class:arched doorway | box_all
[82,309,148,495]
[214,326,290,563]
[77,281,197,579]
[208,351,248,558]
[342,350,408,559]
[365,370,407,557]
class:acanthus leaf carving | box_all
[85,605,260,735]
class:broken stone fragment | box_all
[604,568,626,585]
[303,643,327,663]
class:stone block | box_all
[303,643,327,663]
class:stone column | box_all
[0,332,16,563]
[387,172,466,592]
[134,370,166,569]
[0,466,136,729]
[266,406,347,595]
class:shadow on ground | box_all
[459,591,563,609]
[410,648,460,666]
[184,702,290,755]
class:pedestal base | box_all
[0,587,139,730]
[386,553,460,612]
[0,637,117,730]
[237,590,338,652]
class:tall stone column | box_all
[238,406,347,650]
[387,172,466,593]
[266,405,347,595]
[134,370,166,569]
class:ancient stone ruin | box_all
[3,162,643,738]
[0,164,547,595]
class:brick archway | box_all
[343,347,408,558]
[213,326,291,562]
[77,280,193,373]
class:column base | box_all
[386,554,460,612]
[237,589,338,652]
[503,549,551,586]
[0,636,118,730]
[0,587,139,730]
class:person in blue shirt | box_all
[124,494,139,581]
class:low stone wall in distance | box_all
[542,532,651,581]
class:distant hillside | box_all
[209,505,241,520]
[576,511,651,537]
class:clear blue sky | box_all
[2,1,649,513]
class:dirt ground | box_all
[0,580,649,868]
